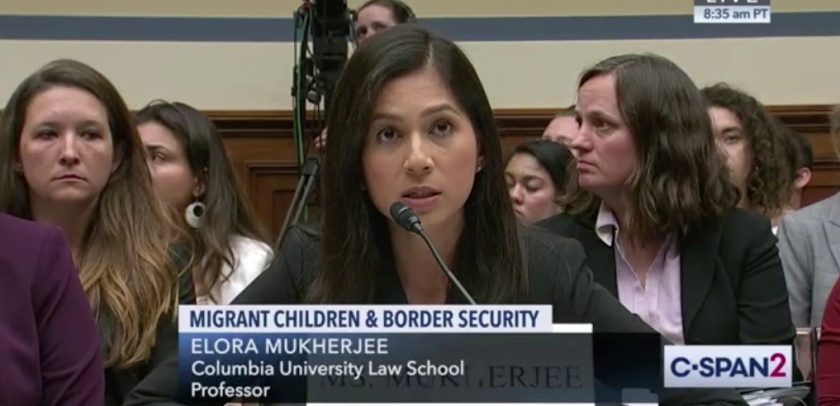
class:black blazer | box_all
[105,246,196,406]
[125,226,746,406]
[537,208,796,347]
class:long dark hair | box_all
[307,24,525,303]
[136,101,270,301]
[506,139,573,196]
[561,54,740,241]
[701,83,794,216]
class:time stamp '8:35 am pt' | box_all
[694,6,772,23]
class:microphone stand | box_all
[415,229,477,305]
[389,202,477,305]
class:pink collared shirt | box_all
[595,203,685,344]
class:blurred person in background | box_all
[0,59,195,406]
[354,0,417,45]
[784,128,813,211]
[505,139,572,224]
[778,105,840,328]
[701,83,796,233]
[541,106,579,147]
[0,213,104,405]
[136,101,274,306]
[315,0,418,151]
[539,54,796,351]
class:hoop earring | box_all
[185,201,206,229]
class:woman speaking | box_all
[126,25,746,406]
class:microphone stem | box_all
[416,229,477,305]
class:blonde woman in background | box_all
[0,59,195,406]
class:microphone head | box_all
[389,201,422,233]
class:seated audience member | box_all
[505,139,572,224]
[785,128,813,210]
[0,59,195,406]
[126,25,747,406]
[354,0,417,45]
[778,106,840,328]
[538,55,795,349]
[315,0,418,151]
[701,83,795,232]
[541,106,579,146]
[0,213,104,405]
[136,101,274,305]
[817,278,840,405]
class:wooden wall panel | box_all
[804,166,840,205]
[216,115,300,242]
[209,106,837,239]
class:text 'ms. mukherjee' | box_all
[177,305,592,401]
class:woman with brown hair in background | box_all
[538,54,796,351]
[136,101,274,305]
[701,83,796,233]
[0,59,195,405]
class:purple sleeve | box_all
[33,227,105,406]
[817,280,840,405]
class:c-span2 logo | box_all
[664,345,792,388]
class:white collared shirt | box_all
[196,235,274,305]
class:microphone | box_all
[389,202,477,305]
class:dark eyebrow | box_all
[371,103,461,122]
[421,104,461,118]
[78,120,106,128]
[504,171,541,182]
[521,174,544,183]
[144,144,169,154]
[34,119,105,129]
[31,120,61,129]
[587,109,619,122]
[720,126,743,135]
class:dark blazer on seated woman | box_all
[105,247,196,406]
[0,213,105,405]
[817,278,840,405]
[125,226,747,406]
[537,208,796,348]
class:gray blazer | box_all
[778,192,840,327]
